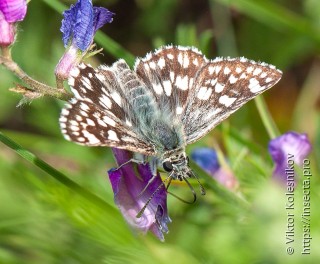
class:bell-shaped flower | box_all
[0,0,27,47]
[269,131,312,182]
[108,148,171,241]
[55,0,114,80]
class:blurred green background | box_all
[0,0,319,263]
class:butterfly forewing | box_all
[183,58,282,143]
[134,46,208,118]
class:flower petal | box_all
[60,2,77,48]
[108,148,171,241]
[269,131,312,181]
[73,0,94,51]
[54,44,81,80]
[0,10,15,46]
[93,7,114,32]
[60,0,114,51]
[191,147,220,175]
[191,147,238,191]
[0,0,27,23]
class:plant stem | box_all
[0,48,72,101]
[254,96,280,139]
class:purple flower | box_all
[0,0,27,46]
[108,148,171,241]
[55,0,114,79]
[269,131,312,182]
[191,148,238,190]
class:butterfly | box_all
[60,45,282,195]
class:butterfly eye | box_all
[163,161,173,172]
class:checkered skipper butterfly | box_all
[60,45,282,194]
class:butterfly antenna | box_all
[190,170,206,195]
[167,176,197,204]
[136,176,171,218]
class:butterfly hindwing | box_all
[61,63,156,155]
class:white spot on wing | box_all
[197,87,212,100]
[70,67,80,77]
[167,53,174,59]
[126,119,132,127]
[163,80,172,96]
[240,73,247,79]
[108,130,119,141]
[170,71,175,82]
[224,67,231,75]
[215,66,222,74]
[248,78,264,92]
[208,66,215,75]
[96,73,106,82]
[189,78,194,87]
[154,83,163,95]
[122,136,135,142]
[103,116,116,126]
[176,106,183,115]
[260,72,267,78]
[149,61,156,70]
[86,118,95,126]
[215,82,225,93]
[70,125,79,131]
[83,130,100,144]
[247,66,254,73]
[211,78,217,86]
[68,77,75,86]
[183,54,189,68]
[175,75,189,90]
[111,91,122,106]
[158,57,166,69]
[197,87,207,99]
[80,102,90,112]
[97,119,108,127]
[219,95,236,107]
[229,75,238,84]
[71,88,81,99]
[100,94,112,108]
[82,77,93,90]
[253,68,262,75]
[178,53,183,66]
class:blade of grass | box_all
[215,0,320,44]
[0,131,118,214]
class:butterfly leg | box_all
[138,157,161,197]
[115,153,147,170]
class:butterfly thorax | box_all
[128,83,185,156]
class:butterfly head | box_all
[161,149,206,197]
[161,151,192,180]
